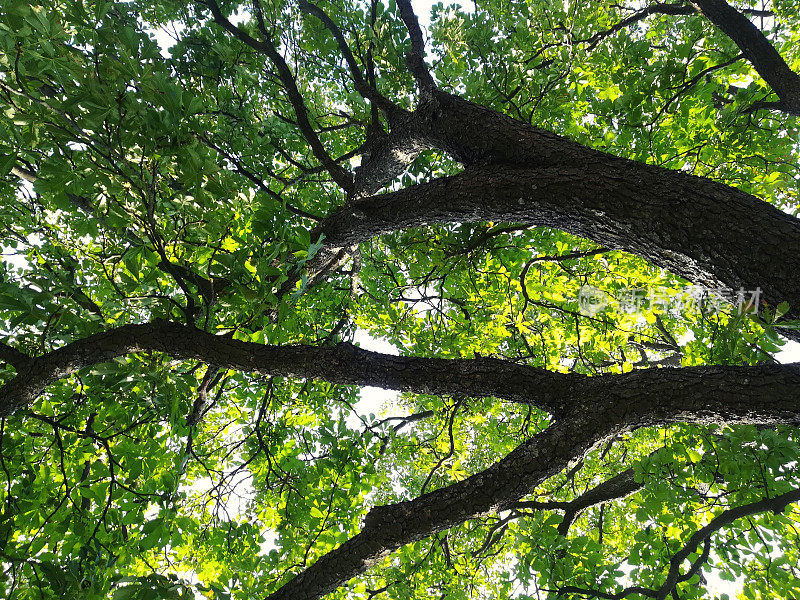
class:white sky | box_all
[349,330,401,426]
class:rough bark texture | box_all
[4,321,800,600]
[592,363,800,427]
[314,93,800,332]
[266,416,608,600]
[352,113,430,197]
[3,323,800,600]
[0,342,30,371]
[319,160,800,322]
[0,320,574,417]
[264,362,800,600]
[5,7,800,597]
[312,90,800,340]
[418,92,606,166]
[691,0,800,115]
[4,320,800,425]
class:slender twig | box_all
[298,0,399,114]
[206,0,353,190]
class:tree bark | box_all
[265,416,608,600]
[0,320,573,417]
[319,159,800,323]
[691,0,800,115]
[310,90,800,331]
[4,320,800,423]
[263,364,800,600]
[4,3,799,599]
[0,342,30,372]
[3,323,800,599]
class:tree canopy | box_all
[2,0,800,598]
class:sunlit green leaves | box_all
[2,0,800,598]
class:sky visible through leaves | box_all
[137,3,800,597]
[4,0,800,598]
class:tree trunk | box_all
[318,92,800,325]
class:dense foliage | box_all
[1,0,800,598]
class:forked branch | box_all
[515,466,641,536]
[205,0,354,190]
[557,487,800,600]
[298,0,400,115]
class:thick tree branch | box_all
[418,90,615,166]
[318,161,800,327]
[4,321,800,428]
[351,110,429,196]
[3,320,800,599]
[0,320,574,417]
[691,0,800,115]
[395,0,436,95]
[266,417,613,600]
[265,399,800,600]
[0,342,31,371]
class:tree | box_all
[1,0,800,597]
